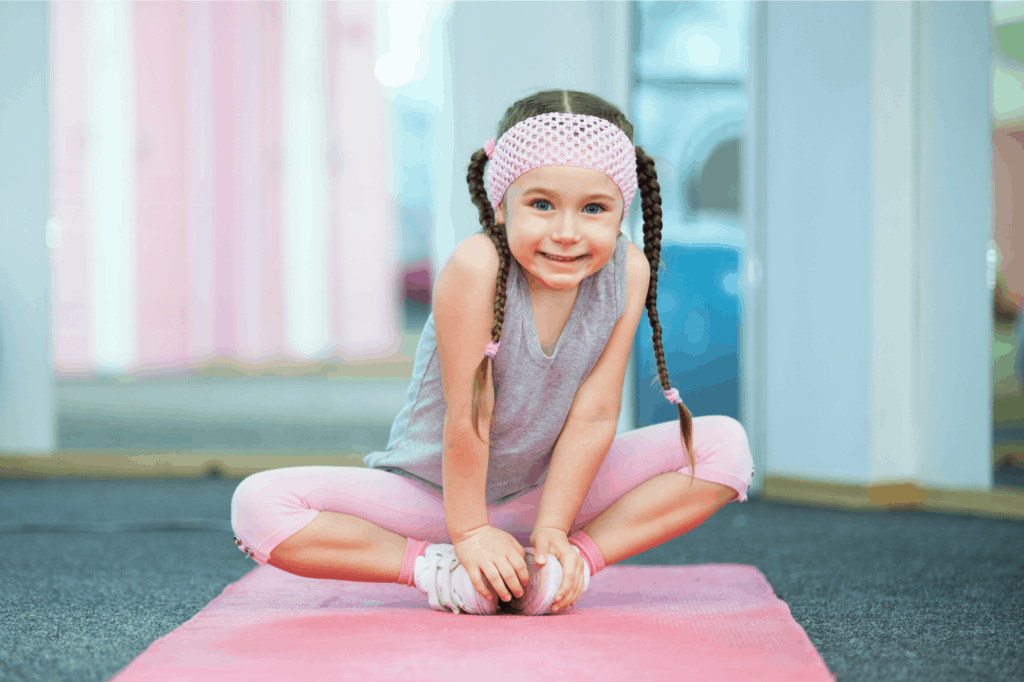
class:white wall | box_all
[749,1,993,491]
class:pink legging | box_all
[231,415,754,565]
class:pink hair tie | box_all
[484,340,500,359]
[663,388,682,405]
[484,137,496,159]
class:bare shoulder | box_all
[625,240,651,296]
[432,232,502,431]
[452,232,500,274]
[432,233,501,309]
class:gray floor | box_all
[1,477,1022,682]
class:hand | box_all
[529,526,587,613]
[451,525,530,604]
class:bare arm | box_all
[433,234,500,541]
[433,234,530,601]
[442,413,491,542]
[534,416,618,533]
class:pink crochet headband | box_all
[483,112,639,218]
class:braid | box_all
[466,148,513,443]
[635,146,696,484]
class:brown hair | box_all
[464,89,696,484]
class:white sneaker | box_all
[506,546,592,616]
[413,544,499,615]
[504,547,563,616]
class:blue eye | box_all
[529,199,607,214]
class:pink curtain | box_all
[49,1,397,377]
[134,1,190,369]
[50,1,93,373]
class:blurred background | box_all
[1,0,1021,511]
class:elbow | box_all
[444,414,491,445]
[569,406,621,426]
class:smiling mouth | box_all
[541,252,586,262]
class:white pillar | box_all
[749,1,992,491]
[740,1,768,493]
[0,2,54,453]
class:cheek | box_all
[597,234,619,253]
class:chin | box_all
[543,277,583,290]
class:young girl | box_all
[231,89,754,617]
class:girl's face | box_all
[494,166,624,295]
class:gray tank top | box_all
[363,232,630,506]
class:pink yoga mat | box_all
[110,563,836,681]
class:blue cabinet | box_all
[633,241,741,427]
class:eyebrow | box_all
[521,187,617,203]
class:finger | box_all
[498,560,524,597]
[552,555,573,610]
[560,568,577,607]
[469,565,494,601]
[513,553,531,588]
[483,564,513,602]
[555,556,583,611]
[572,569,584,606]
[567,574,583,610]
[534,541,547,565]
[557,576,575,611]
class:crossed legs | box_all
[234,416,753,583]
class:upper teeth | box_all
[547,254,576,261]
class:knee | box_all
[714,416,750,450]
[230,470,274,536]
[713,416,754,481]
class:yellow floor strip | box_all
[760,475,1024,521]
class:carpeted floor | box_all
[0,476,1021,682]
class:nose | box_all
[550,213,583,243]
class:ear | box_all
[494,203,504,225]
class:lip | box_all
[540,252,586,262]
